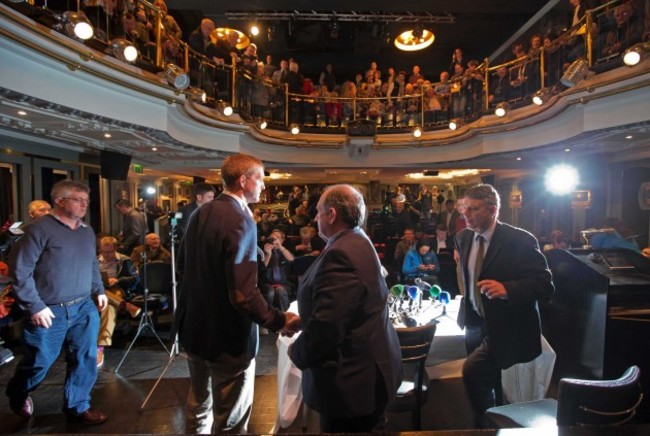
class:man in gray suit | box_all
[289,184,402,432]
[455,184,554,427]
[174,153,299,433]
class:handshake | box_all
[280,312,301,337]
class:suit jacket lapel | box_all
[481,222,503,273]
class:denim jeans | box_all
[6,297,99,415]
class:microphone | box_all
[169,211,182,227]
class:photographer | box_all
[259,229,294,312]
[392,195,421,236]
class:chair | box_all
[389,322,437,430]
[486,365,643,428]
[131,261,172,314]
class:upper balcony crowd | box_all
[5,0,649,132]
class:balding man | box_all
[130,233,171,269]
[27,200,51,220]
[289,184,402,432]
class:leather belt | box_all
[48,296,89,307]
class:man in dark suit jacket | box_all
[289,184,402,433]
[455,184,553,428]
[438,199,460,236]
[174,154,299,433]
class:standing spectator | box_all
[438,199,460,236]
[259,229,295,312]
[449,47,465,75]
[6,180,108,424]
[455,184,554,428]
[174,154,300,433]
[319,63,337,92]
[188,18,216,91]
[114,199,148,256]
[177,182,217,242]
[289,184,401,433]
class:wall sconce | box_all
[164,63,190,90]
[495,102,509,117]
[60,11,94,41]
[109,38,138,63]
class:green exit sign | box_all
[132,164,143,174]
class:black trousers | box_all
[462,308,503,428]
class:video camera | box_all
[0,222,24,256]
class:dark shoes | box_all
[67,407,108,425]
[10,395,33,418]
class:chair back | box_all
[140,261,173,295]
[557,365,643,426]
[396,322,437,363]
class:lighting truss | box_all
[222,11,455,24]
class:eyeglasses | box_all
[62,197,91,205]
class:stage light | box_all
[449,119,460,130]
[561,58,589,87]
[61,11,94,41]
[222,105,233,116]
[290,125,300,135]
[623,42,649,66]
[532,88,551,106]
[145,186,156,195]
[259,120,268,130]
[412,126,422,138]
[495,102,509,117]
[164,63,190,90]
[545,164,579,195]
[185,87,207,103]
[250,24,260,36]
[109,38,138,63]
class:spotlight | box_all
[259,120,268,130]
[145,186,156,195]
[61,11,94,41]
[394,27,434,52]
[545,164,579,195]
[329,18,340,39]
[290,125,300,135]
[223,105,233,116]
[495,102,509,117]
[560,58,589,87]
[623,42,650,67]
[251,24,260,36]
[109,38,138,63]
[449,119,460,130]
[532,88,551,106]
[164,63,190,90]
[412,126,422,138]
[185,87,207,103]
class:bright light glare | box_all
[495,107,506,117]
[532,95,543,105]
[74,22,94,40]
[223,106,233,116]
[623,50,641,66]
[123,45,138,62]
[545,165,579,195]
[413,127,422,138]
[449,120,458,130]
[251,25,260,36]
[145,186,156,195]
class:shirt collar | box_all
[475,221,497,243]
[50,211,87,229]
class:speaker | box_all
[423,170,439,177]
[193,176,206,184]
[100,150,132,181]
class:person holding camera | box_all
[260,229,295,312]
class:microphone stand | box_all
[141,212,183,409]
[115,225,169,375]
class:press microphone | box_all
[169,211,182,227]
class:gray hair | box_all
[320,184,366,228]
[51,180,89,203]
[464,183,501,210]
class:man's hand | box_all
[31,307,55,328]
[477,279,508,300]
[96,294,108,311]
[107,277,119,287]
[281,312,301,337]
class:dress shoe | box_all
[124,302,141,318]
[10,395,33,418]
[96,347,104,369]
[67,407,107,425]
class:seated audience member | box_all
[489,66,511,106]
[402,238,440,284]
[543,230,569,251]
[289,205,310,231]
[432,224,454,254]
[259,229,295,312]
[294,224,325,256]
[27,200,52,220]
[602,3,643,57]
[590,217,641,252]
[97,237,141,368]
[394,227,417,262]
[130,233,171,269]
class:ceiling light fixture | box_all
[625,135,633,139]
[109,38,138,63]
[164,63,190,90]
[17,110,27,116]
[250,24,260,37]
[394,26,434,52]
[211,27,250,50]
[104,133,112,138]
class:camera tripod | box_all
[141,212,183,410]
[115,225,170,375]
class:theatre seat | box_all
[486,365,643,428]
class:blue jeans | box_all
[6,297,99,415]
